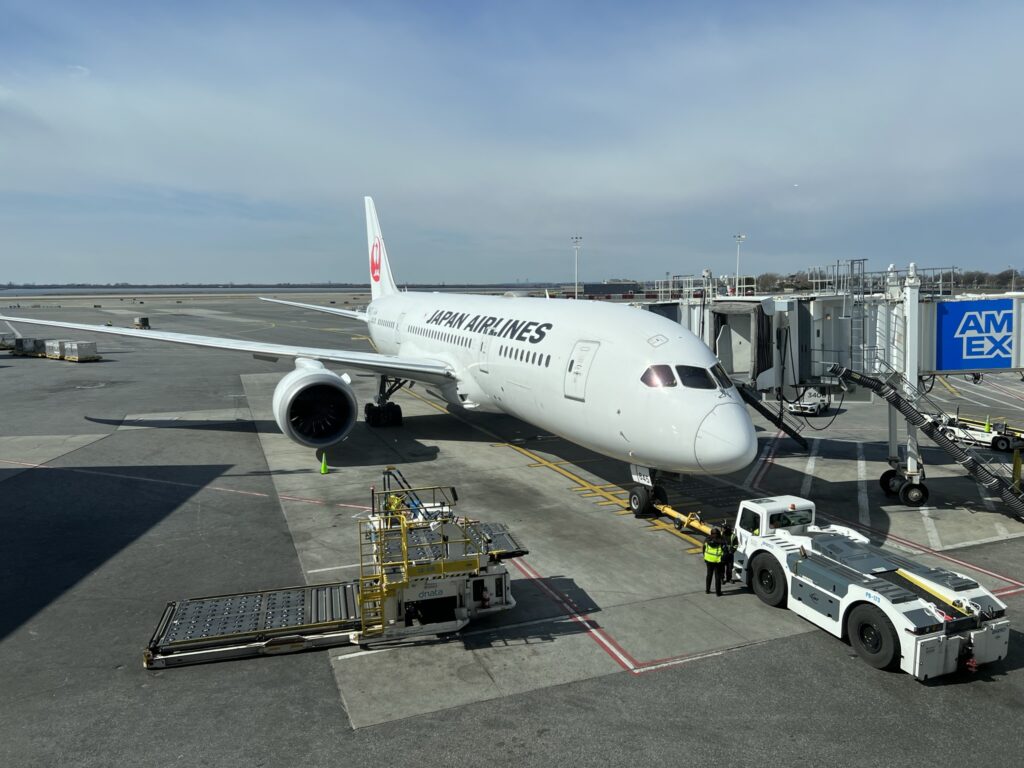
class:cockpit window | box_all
[675,365,716,389]
[641,365,677,388]
[710,363,734,389]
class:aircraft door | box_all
[394,313,406,347]
[564,340,601,402]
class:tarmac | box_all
[2,293,1023,767]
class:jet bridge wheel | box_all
[879,470,902,497]
[750,554,787,607]
[898,482,929,507]
[847,604,899,670]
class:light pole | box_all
[734,234,746,294]
[571,235,583,299]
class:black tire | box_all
[992,436,1010,452]
[750,553,787,607]
[364,404,381,427]
[628,486,651,517]
[898,483,929,507]
[879,469,901,496]
[673,517,683,530]
[384,402,403,427]
[652,485,668,505]
[847,604,899,670]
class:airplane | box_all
[0,197,757,515]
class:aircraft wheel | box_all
[652,485,668,506]
[879,469,902,496]
[750,553,787,607]
[898,483,929,507]
[364,403,381,427]
[847,604,899,670]
[385,402,403,427]
[629,486,651,518]
[992,436,1011,452]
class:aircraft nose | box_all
[694,403,757,474]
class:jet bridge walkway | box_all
[828,364,1024,520]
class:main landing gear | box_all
[627,465,668,517]
[365,376,407,427]
[879,467,930,507]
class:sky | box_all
[1,1,1022,285]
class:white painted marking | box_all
[744,441,771,488]
[801,438,820,497]
[938,529,1024,550]
[335,648,390,660]
[918,508,943,549]
[978,484,997,512]
[307,563,361,574]
[857,443,870,525]
[4,320,21,338]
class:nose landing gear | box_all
[627,465,668,517]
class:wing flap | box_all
[0,315,453,385]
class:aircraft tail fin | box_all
[365,197,399,300]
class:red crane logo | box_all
[370,238,382,283]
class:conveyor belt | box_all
[379,520,528,563]
[145,582,362,667]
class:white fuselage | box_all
[366,292,757,474]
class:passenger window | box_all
[545,355,551,367]
[739,508,759,533]
[710,363,734,388]
[640,365,677,388]
[676,365,716,389]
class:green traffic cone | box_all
[320,452,329,475]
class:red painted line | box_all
[994,585,1024,598]
[511,557,785,676]
[509,558,637,671]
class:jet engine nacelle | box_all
[271,358,358,449]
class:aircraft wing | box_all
[259,296,367,322]
[0,315,453,385]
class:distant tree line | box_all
[754,268,1019,292]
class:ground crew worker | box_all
[385,493,403,513]
[703,527,725,596]
[722,523,738,584]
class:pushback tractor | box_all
[729,496,1009,680]
[144,479,527,669]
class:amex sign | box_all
[935,299,1013,371]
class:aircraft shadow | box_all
[0,463,230,642]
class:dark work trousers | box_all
[722,551,735,583]
[705,561,723,595]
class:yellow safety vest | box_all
[704,543,723,563]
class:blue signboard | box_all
[935,298,1013,371]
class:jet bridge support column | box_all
[903,264,922,487]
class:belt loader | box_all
[681,496,1009,680]
[144,483,527,669]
